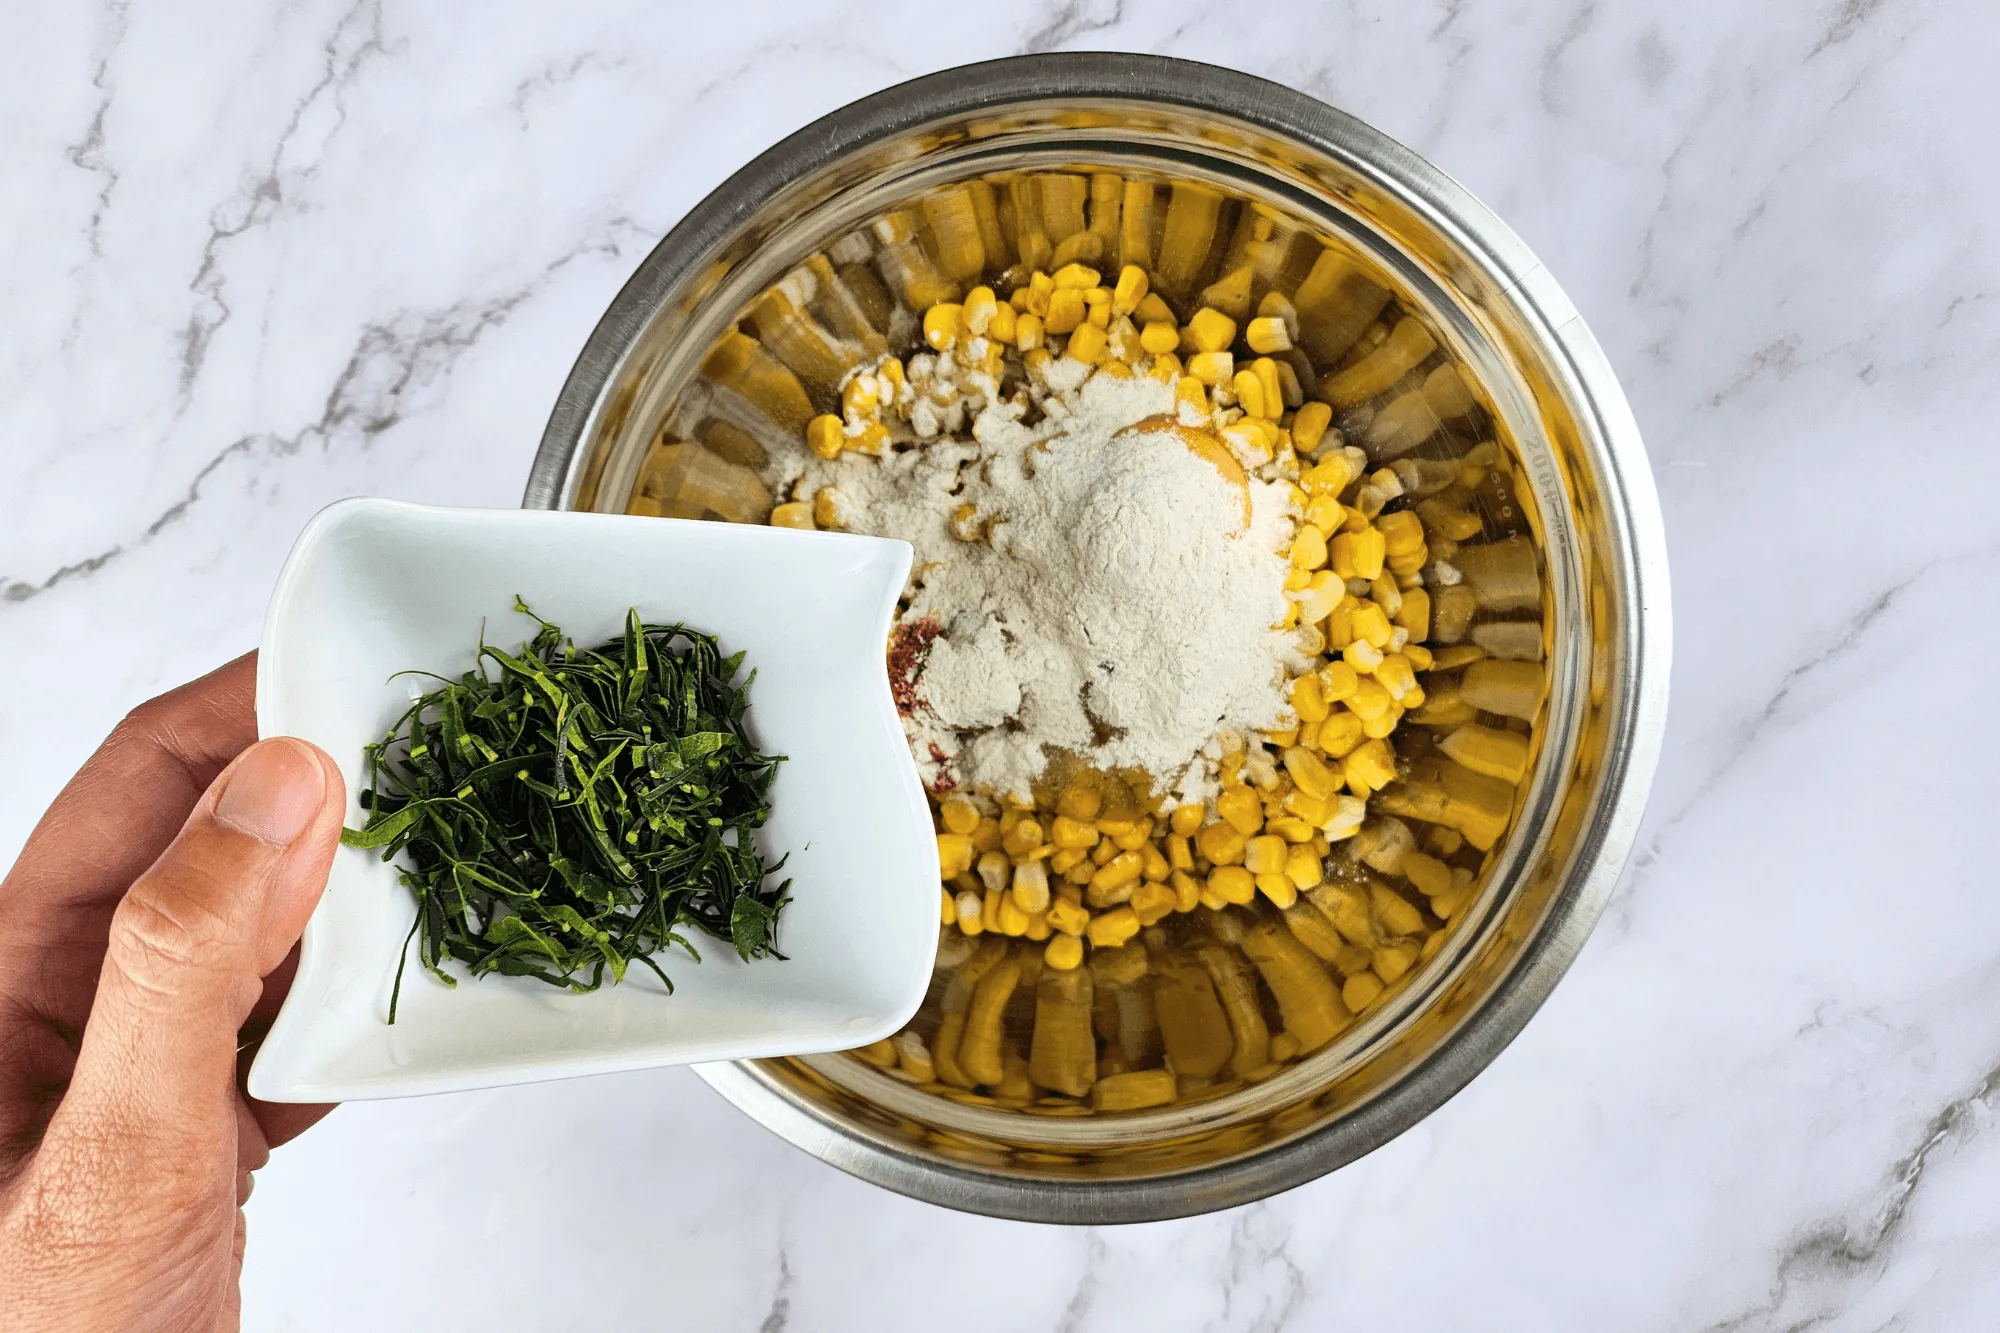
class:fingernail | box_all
[215,738,326,845]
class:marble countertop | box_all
[5,1,1996,1328]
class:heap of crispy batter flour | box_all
[774,366,1299,803]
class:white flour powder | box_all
[780,368,1299,802]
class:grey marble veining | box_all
[3,1,1997,1328]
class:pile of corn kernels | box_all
[772,258,1546,1111]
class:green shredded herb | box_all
[340,599,789,1022]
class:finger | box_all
[0,654,258,1026]
[244,1087,336,1152]
[47,738,343,1179]
[222,1208,247,1333]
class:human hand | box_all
[0,654,345,1331]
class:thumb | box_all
[57,736,344,1162]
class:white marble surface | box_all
[4,0,1997,1328]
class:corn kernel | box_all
[1045,288,1086,334]
[1050,815,1099,849]
[984,300,1017,346]
[1112,263,1148,314]
[1304,500,1342,540]
[1187,350,1235,386]
[940,887,957,925]
[1347,678,1394,722]
[1291,672,1329,724]
[1245,316,1293,354]
[1101,816,1151,848]
[1343,971,1384,1011]
[1208,865,1257,905]
[996,895,1030,936]
[1045,933,1085,970]
[1290,526,1328,571]
[806,414,845,460]
[1216,787,1264,836]
[1091,838,1119,867]
[1087,907,1141,949]
[1197,821,1248,865]
[1150,350,1183,382]
[769,502,814,530]
[1318,710,1366,758]
[1166,833,1194,870]
[1292,401,1333,454]
[1232,368,1267,420]
[1048,898,1090,937]
[848,421,889,455]
[1302,453,1358,496]
[1438,723,1532,783]
[1171,869,1202,912]
[1012,858,1052,913]
[1090,849,1146,895]
[1002,817,1045,857]
[1050,846,1086,874]
[1252,358,1284,422]
[1255,872,1298,910]
[1376,928,1424,980]
[1293,571,1344,625]
[1015,311,1045,351]
[1350,602,1393,649]
[1361,705,1402,740]
[1140,841,1171,883]
[955,889,984,934]
[1344,739,1398,792]
[1186,307,1238,353]
[1135,292,1175,324]
[1320,661,1360,701]
[1324,794,1367,841]
[1283,787,1337,826]
[1175,375,1210,417]
[1065,321,1109,365]
[1403,851,1453,898]
[1055,786,1102,819]
[959,284,997,334]
[1053,262,1101,289]
[923,303,963,350]
[1331,527,1387,581]
[938,796,979,835]
[1170,803,1206,836]
[1245,834,1289,875]
[1344,639,1386,673]
[1221,422,1274,465]
[1284,846,1325,890]
[1376,652,1419,701]
[1131,879,1177,926]
[1282,747,1337,800]
[1377,509,1425,554]
[1139,320,1180,355]
[840,375,879,420]
[976,854,1011,901]
[1268,815,1317,843]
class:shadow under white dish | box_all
[246,498,934,1102]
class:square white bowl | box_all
[246,498,935,1102]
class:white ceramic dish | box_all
[246,498,934,1102]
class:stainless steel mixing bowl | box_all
[523,52,1670,1223]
